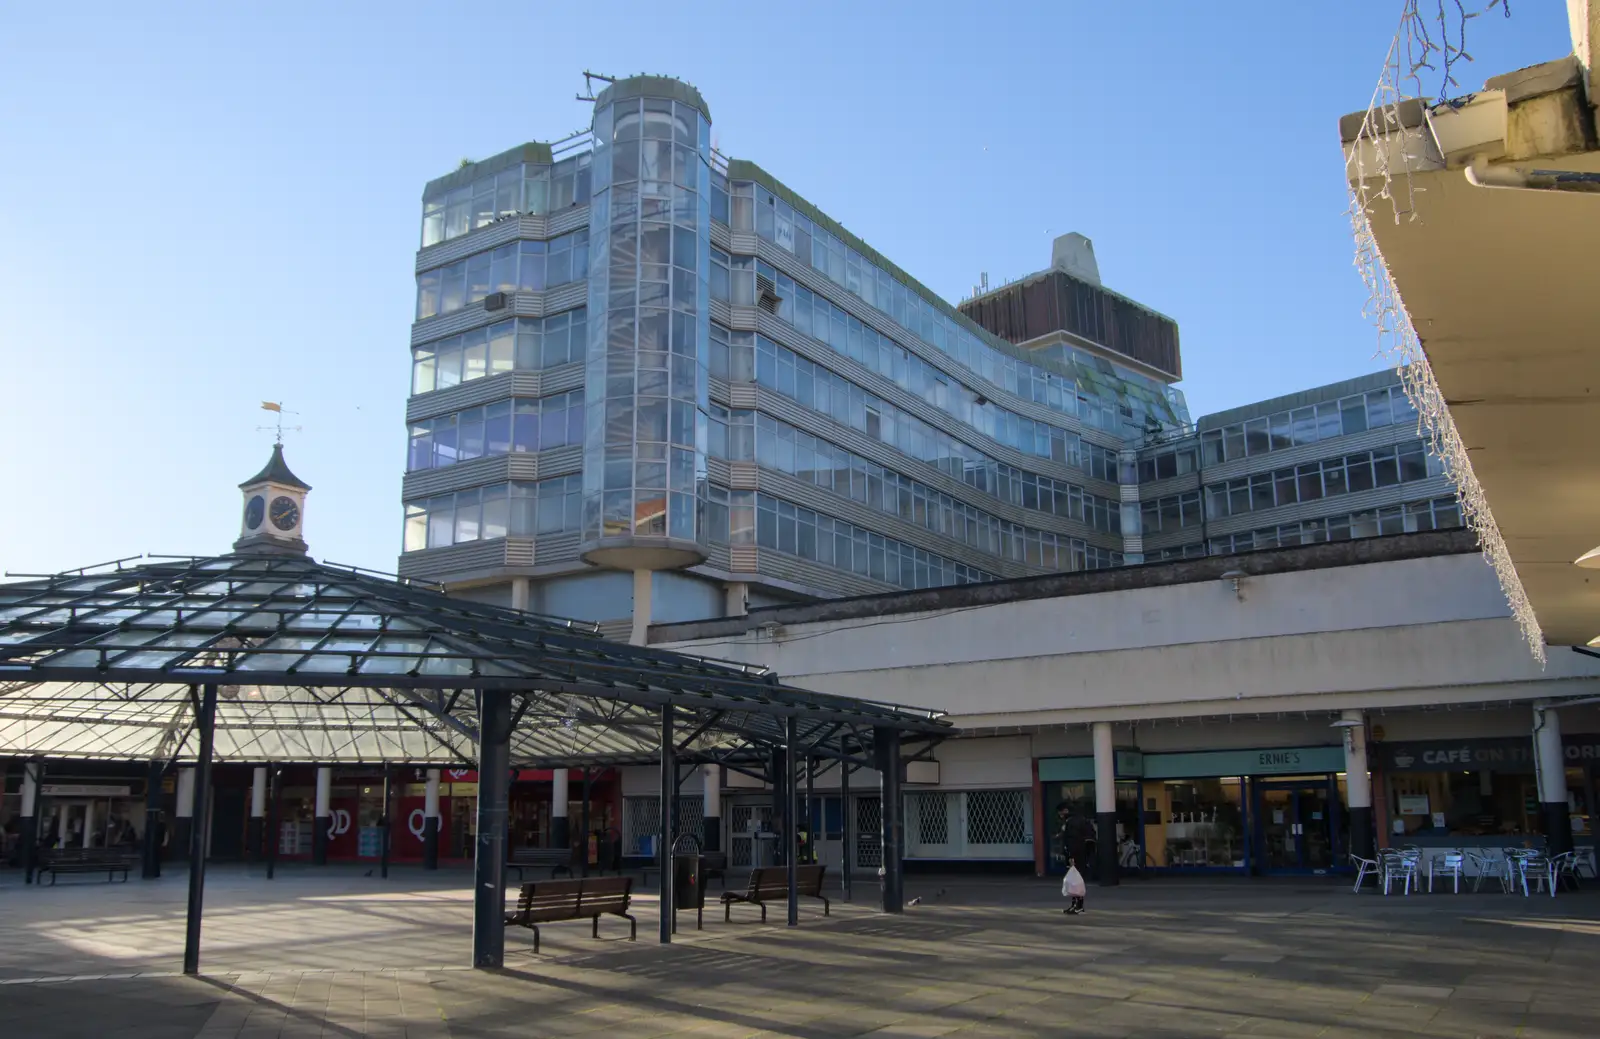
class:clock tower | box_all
[234,443,312,555]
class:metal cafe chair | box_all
[1467,850,1510,893]
[1427,849,1465,893]
[1511,850,1556,898]
[1350,852,1381,893]
[1380,849,1420,895]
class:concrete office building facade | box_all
[397,75,1464,640]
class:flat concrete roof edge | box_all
[651,529,1481,643]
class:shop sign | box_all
[1380,736,1534,772]
[1144,746,1346,779]
[42,784,131,797]
[1114,750,1144,778]
[1037,757,1094,782]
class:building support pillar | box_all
[701,764,722,853]
[1091,721,1119,886]
[380,766,392,879]
[1535,705,1572,855]
[174,767,195,861]
[248,766,267,860]
[1341,710,1374,860]
[473,691,512,969]
[724,582,748,618]
[631,569,654,646]
[183,684,218,976]
[875,727,904,914]
[312,766,331,865]
[141,759,163,879]
[659,706,675,944]
[422,769,441,870]
[20,759,39,884]
[551,768,570,851]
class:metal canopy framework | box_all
[0,553,949,768]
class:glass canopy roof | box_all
[0,553,948,767]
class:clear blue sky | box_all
[0,1,1574,575]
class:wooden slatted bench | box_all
[505,876,635,954]
[721,864,829,922]
[40,848,136,885]
[505,846,574,882]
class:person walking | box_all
[1062,856,1088,915]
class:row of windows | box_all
[739,331,1119,508]
[415,230,590,321]
[1143,497,1464,562]
[401,475,584,552]
[1137,385,1418,482]
[1200,386,1418,467]
[721,181,1179,437]
[405,392,585,472]
[410,312,587,395]
[702,488,996,590]
[1203,440,1440,520]
[712,409,1118,563]
[715,251,1123,483]
[1207,497,1465,555]
[421,154,593,248]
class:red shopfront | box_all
[275,766,619,863]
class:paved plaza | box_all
[0,865,1597,1038]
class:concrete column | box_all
[174,767,195,860]
[20,761,38,883]
[702,764,722,853]
[313,766,332,865]
[724,582,748,618]
[248,766,267,859]
[422,769,441,870]
[82,800,97,849]
[1535,706,1572,854]
[1341,710,1374,860]
[631,569,654,646]
[1091,721,1119,887]
[510,577,530,613]
[551,768,570,850]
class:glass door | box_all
[1255,778,1340,873]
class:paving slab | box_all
[1,865,1598,1037]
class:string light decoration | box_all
[1343,1,1544,665]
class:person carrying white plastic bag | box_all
[1061,857,1087,915]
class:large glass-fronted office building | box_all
[398,75,1458,632]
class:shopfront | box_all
[1376,733,1600,852]
[1036,745,1349,876]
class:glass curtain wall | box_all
[583,92,712,546]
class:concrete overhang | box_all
[1341,46,1600,650]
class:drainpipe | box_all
[1466,155,1600,193]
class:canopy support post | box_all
[659,706,675,944]
[182,683,217,975]
[875,727,903,915]
[786,715,800,927]
[472,690,511,970]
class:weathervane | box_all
[257,401,302,445]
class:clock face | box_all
[269,495,300,532]
[244,495,265,530]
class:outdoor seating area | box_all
[504,875,636,954]
[35,847,137,885]
[722,864,830,923]
[1351,845,1597,897]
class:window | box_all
[416,230,590,320]
[406,392,584,471]
[401,475,582,550]
[412,312,586,395]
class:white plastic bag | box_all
[1063,865,1087,898]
